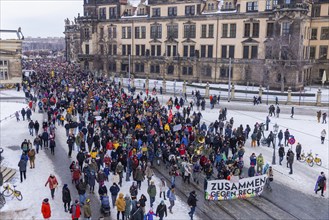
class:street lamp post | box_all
[272,123,279,165]
[266,85,269,105]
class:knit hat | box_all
[43,198,49,203]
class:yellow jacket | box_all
[164,124,170,131]
[115,193,126,212]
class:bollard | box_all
[316,88,322,106]
[131,76,135,88]
[287,87,292,104]
[231,83,235,100]
[258,85,263,97]
[145,77,149,90]
[162,79,166,94]
[205,82,210,97]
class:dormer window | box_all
[125,9,132,16]
[208,3,215,11]
[138,8,145,16]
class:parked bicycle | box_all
[313,154,322,166]
[2,184,23,201]
[299,151,322,167]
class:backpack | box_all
[166,189,170,198]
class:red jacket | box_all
[45,176,58,189]
[71,204,81,219]
[41,201,51,218]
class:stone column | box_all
[145,77,149,90]
[162,79,166,94]
[205,82,210,97]
[316,88,322,106]
[183,81,187,94]
[231,83,235,99]
[258,85,263,97]
[287,87,292,104]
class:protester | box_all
[314,172,326,197]
[45,174,58,199]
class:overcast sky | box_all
[0,0,82,38]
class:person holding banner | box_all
[265,166,274,191]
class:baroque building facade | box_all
[64,0,329,91]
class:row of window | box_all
[308,45,328,59]
[100,0,311,19]
[94,43,258,59]
[108,62,232,78]
[100,22,287,41]
[310,27,329,40]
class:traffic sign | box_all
[288,138,295,145]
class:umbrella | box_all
[322,70,327,86]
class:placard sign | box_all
[173,124,182,132]
[205,175,267,200]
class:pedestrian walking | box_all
[158,178,167,200]
[41,198,51,220]
[265,166,274,191]
[156,200,167,220]
[29,120,35,136]
[291,106,294,118]
[314,172,326,197]
[27,147,36,168]
[110,182,120,208]
[49,139,56,155]
[21,108,26,121]
[187,191,197,220]
[321,129,326,144]
[33,135,42,153]
[295,143,302,160]
[168,187,176,214]
[278,144,285,165]
[284,129,290,146]
[130,201,144,220]
[76,179,87,205]
[70,199,81,220]
[83,198,92,220]
[34,120,40,135]
[15,111,20,121]
[124,194,132,219]
[317,110,322,123]
[288,151,294,174]
[115,193,126,220]
[18,156,27,183]
[62,184,71,212]
[147,180,157,207]
[322,112,327,124]
[45,174,58,199]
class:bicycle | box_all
[299,151,306,162]
[305,152,314,167]
[314,154,322,166]
[2,184,23,201]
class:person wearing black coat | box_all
[278,145,285,165]
[187,191,197,220]
[76,150,85,170]
[130,202,144,220]
[109,183,120,208]
[156,200,167,220]
[67,134,75,158]
[277,130,283,146]
[62,184,71,212]
[138,194,147,213]
[34,120,40,135]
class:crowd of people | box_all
[10,58,326,220]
